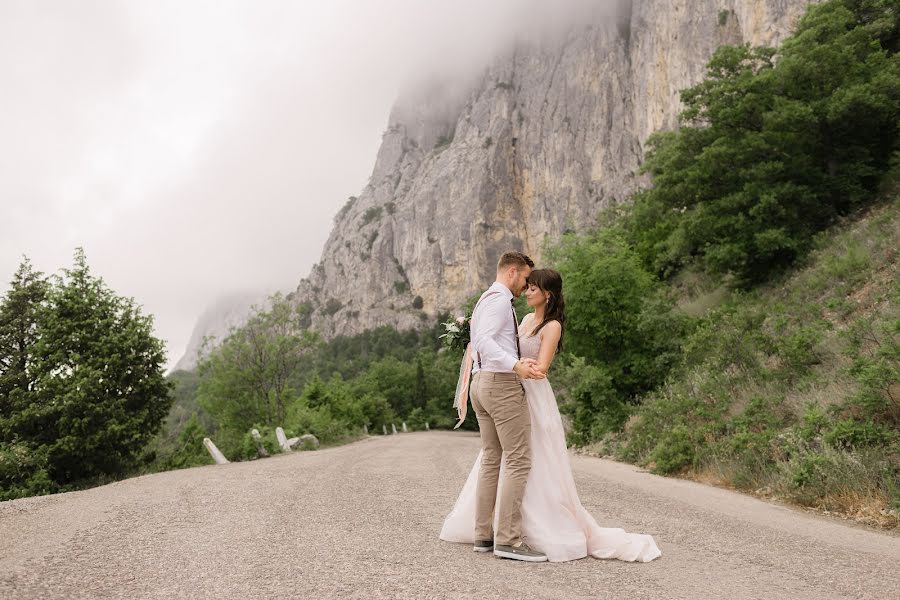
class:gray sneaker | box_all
[493,541,548,562]
[473,539,493,553]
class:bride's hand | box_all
[515,359,546,380]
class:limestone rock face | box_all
[290,0,812,337]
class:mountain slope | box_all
[289,0,812,337]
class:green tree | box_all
[352,356,419,416]
[18,248,172,488]
[197,292,319,452]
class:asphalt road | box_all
[1,431,898,599]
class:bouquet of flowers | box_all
[439,313,472,351]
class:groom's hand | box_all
[514,359,546,380]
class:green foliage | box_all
[649,424,700,474]
[239,424,281,460]
[841,309,900,424]
[286,375,393,444]
[352,357,421,417]
[584,0,900,522]
[822,418,896,449]
[0,441,55,500]
[362,206,384,226]
[612,198,899,523]
[197,292,319,458]
[308,326,462,431]
[549,225,695,440]
[629,0,900,287]
[322,298,343,316]
[0,257,49,419]
[554,357,631,445]
[146,369,215,471]
[778,443,898,513]
[161,413,212,470]
[0,249,172,497]
[717,9,732,27]
[182,303,464,465]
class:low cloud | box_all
[0,0,625,370]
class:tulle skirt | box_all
[439,378,662,563]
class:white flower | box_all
[456,316,465,325]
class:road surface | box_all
[1,431,898,599]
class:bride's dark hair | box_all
[525,268,565,353]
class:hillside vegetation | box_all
[585,199,898,526]
[547,0,899,526]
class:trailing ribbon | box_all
[450,289,502,429]
[452,342,474,429]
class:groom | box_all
[468,251,548,562]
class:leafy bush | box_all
[554,356,628,445]
[649,425,701,474]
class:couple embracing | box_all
[439,251,662,563]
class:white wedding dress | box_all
[439,314,662,562]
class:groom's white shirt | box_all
[471,281,519,375]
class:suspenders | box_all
[473,291,521,369]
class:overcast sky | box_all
[0,0,616,372]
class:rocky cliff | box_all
[172,291,273,372]
[288,0,813,337]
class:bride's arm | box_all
[534,320,562,374]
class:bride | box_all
[439,268,662,563]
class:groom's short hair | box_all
[497,251,534,271]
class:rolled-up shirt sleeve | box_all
[472,295,519,371]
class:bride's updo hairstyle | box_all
[526,268,565,353]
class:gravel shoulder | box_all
[1,431,898,599]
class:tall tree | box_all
[27,248,172,486]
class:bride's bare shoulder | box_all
[541,320,562,338]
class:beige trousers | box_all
[469,370,532,547]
